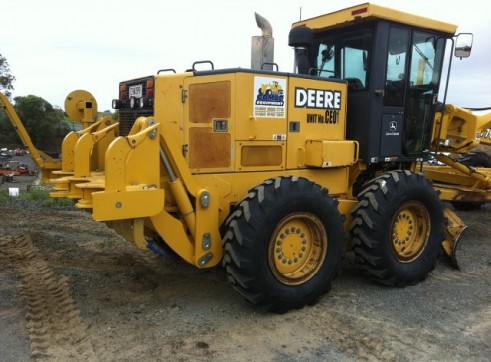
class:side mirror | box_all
[454,33,473,59]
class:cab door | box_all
[380,26,409,158]
[402,31,445,156]
[381,26,445,159]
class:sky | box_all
[2,0,490,112]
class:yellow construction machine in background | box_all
[427,105,491,206]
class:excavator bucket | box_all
[442,208,468,269]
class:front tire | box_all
[350,170,444,287]
[222,176,345,313]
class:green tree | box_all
[0,53,15,99]
[0,95,65,151]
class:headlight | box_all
[112,99,122,109]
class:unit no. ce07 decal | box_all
[295,87,342,124]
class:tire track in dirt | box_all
[0,233,100,361]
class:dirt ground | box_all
[0,155,490,361]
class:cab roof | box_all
[292,3,457,35]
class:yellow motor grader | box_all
[11,3,491,312]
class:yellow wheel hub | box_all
[269,212,327,285]
[390,201,430,262]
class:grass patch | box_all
[19,186,51,201]
[6,185,74,207]
[0,188,8,202]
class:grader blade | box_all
[442,208,468,269]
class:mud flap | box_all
[442,208,468,269]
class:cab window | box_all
[315,30,372,91]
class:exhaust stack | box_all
[251,13,274,71]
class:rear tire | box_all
[222,176,345,313]
[350,170,444,287]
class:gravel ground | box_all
[0,155,490,361]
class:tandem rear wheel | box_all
[350,170,444,286]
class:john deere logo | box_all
[386,120,400,136]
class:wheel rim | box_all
[268,212,328,285]
[390,201,430,263]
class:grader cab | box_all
[47,3,490,312]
